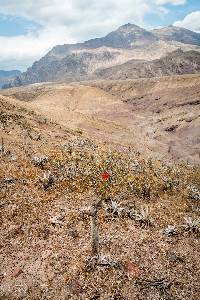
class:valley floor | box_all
[1,73,200,164]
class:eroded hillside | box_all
[2,74,200,164]
[95,50,200,80]
[0,94,200,299]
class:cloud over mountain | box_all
[174,11,200,32]
[0,0,196,70]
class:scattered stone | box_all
[3,177,15,184]
[165,124,178,132]
[50,214,65,225]
[68,228,79,239]
[11,267,23,278]
[11,154,17,161]
[183,217,200,233]
[7,225,22,238]
[64,137,97,151]
[187,185,200,202]
[40,171,54,190]
[0,145,8,156]
[27,129,41,141]
[168,252,184,263]
[138,278,171,290]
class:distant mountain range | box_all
[6,24,200,87]
[0,70,21,88]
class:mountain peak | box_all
[118,23,140,30]
[116,23,146,33]
[102,23,158,48]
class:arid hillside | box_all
[1,74,200,164]
[95,50,200,80]
[0,90,200,299]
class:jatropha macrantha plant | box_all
[83,170,119,270]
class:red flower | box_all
[101,171,110,182]
[125,261,140,279]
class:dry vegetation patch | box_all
[0,96,200,299]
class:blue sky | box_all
[144,0,200,28]
[0,0,199,71]
[0,15,40,37]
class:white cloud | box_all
[0,25,75,70]
[0,1,151,29]
[174,11,200,32]
[0,0,190,70]
[156,0,186,5]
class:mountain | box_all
[8,24,200,87]
[0,70,21,88]
[79,23,158,48]
[95,49,200,79]
[48,23,158,54]
[0,70,21,78]
[152,25,200,46]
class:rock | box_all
[11,267,23,278]
[68,228,79,239]
[7,224,22,238]
[11,154,17,161]
[168,252,184,262]
[27,129,41,141]
[165,124,178,132]
[4,177,15,184]
[50,214,65,225]
[40,171,55,190]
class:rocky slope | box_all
[95,49,200,79]
[152,25,200,46]
[8,24,200,87]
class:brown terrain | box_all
[0,23,200,300]
[95,50,200,80]
[1,73,200,164]
[0,74,200,299]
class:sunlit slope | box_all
[1,74,200,163]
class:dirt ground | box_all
[0,76,200,299]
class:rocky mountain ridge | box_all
[151,25,200,45]
[7,24,200,87]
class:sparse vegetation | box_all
[32,155,49,168]
[183,216,200,233]
[187,184,200,202]
[0,84,200,300]
[164,225,178,236]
